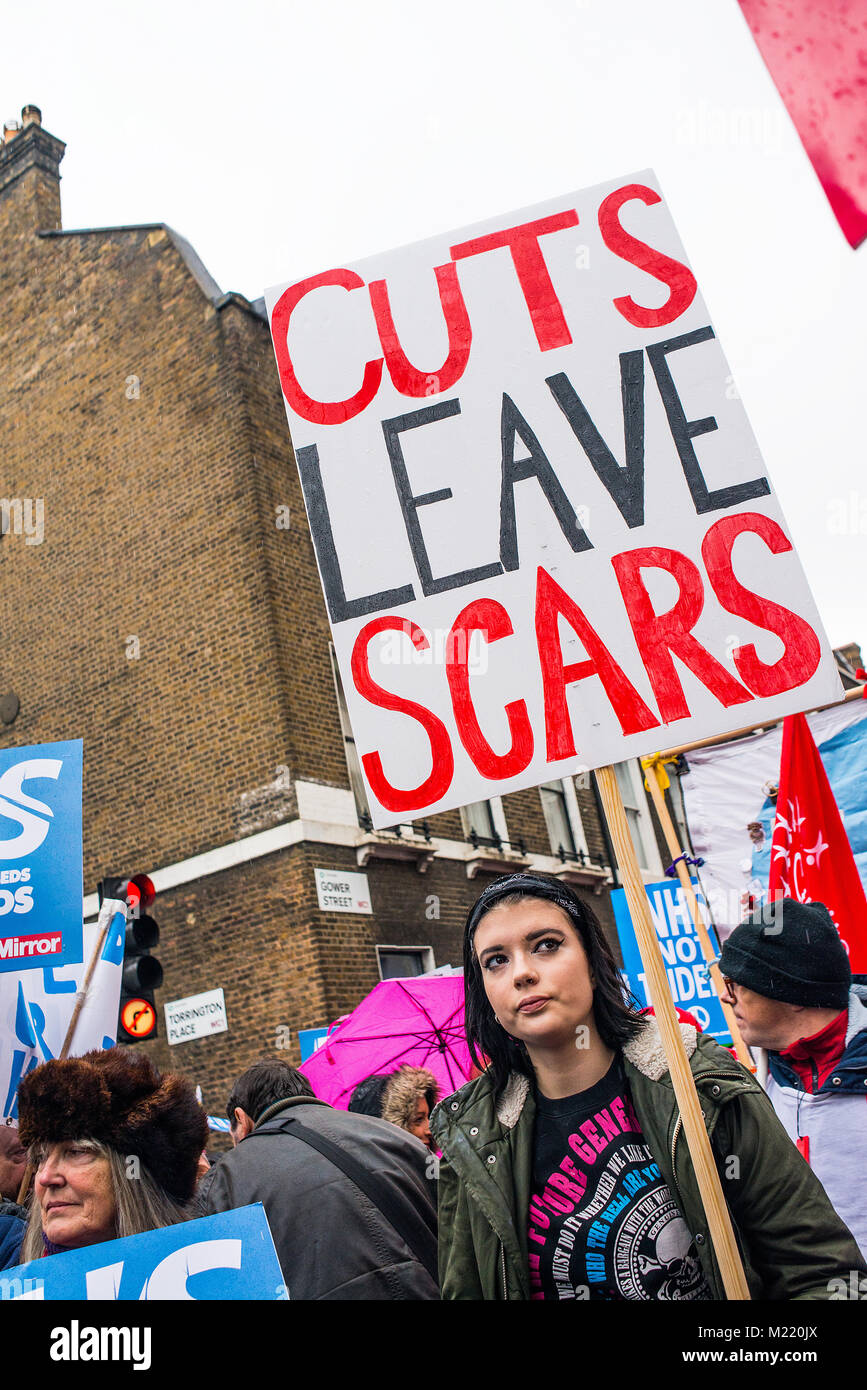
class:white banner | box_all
[265,173,840,826]
[0,899,124,1124]
[680,700,867,936]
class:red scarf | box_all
[778,1009,848,1093]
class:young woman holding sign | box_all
[431,872,864,1300]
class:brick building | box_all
[0,107,736,1117]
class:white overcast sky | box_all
[3,0,864,650]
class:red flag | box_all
[737,0,867,249]
[768,712,867,969]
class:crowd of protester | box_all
[2,875,865,1300]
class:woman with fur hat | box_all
[16,1046,208,1261]
[431,871,866,1300]
[349,1066,439,1150]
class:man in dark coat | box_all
[200,1058,438,1300]
[0,1126,28,1271]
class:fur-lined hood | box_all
[491,1019,701,1128]
[381,1066,439,1133]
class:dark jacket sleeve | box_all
[437,1150,485,1300]
[198,1155,241,1215]
[0,1214,25,1272]
[716,1086,867,1300]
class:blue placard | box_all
[298,1026,329,1062]
[0,739,83,974]
[612,878,731,1045]
[1,1203,287,1300]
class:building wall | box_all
[0,116,622,1117]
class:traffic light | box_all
[98,874,163,1043]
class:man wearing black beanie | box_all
[719,898,867,1259]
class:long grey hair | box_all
[20,1138,193,1262]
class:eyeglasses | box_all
[722,977,739,1000]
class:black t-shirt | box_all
[528,1055,711,1301]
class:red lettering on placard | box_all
[270,269,383,425]
[612,546,753,721]
[598,184,697,329]
[535,566,660,759]
[446,599,534,779]
[351,617,454,812]
[369,263,472,397]
[701,513,822,696]
[450,211,579,351]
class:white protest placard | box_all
[314,867,372,913]
[164,987,228,1045]
[1,901,126,1124]
[265,173,840,828]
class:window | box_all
[376,945,435,980]
[613,760,662,876]
[667,764,692,853]
[539,780,576,857]
[540,778,593,863]
[461,800,498,843]
[329,645,369,823]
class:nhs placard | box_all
[2,1203,287,1300]
[613,878,731,1044]
[0,739,83,974]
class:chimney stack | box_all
[0,104,64,234]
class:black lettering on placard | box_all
[646,326,770,514]
[382,399,503,596]
[545,351,645,528]
[296,443,416,622]
[499,393,593,571]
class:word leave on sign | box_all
[265,174,840,827]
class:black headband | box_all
[465,873,584,940]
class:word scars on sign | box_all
[164,987,228,1045]
[265,174,840,828]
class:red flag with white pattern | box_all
[768,711,867,969]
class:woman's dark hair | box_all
[463,870,646,1093]
[347,1073,390,1116]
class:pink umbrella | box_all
[299,975,473,1108]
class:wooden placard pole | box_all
[640,755,754,1070]
[595,764,750,1300]
[14,901,117,1207]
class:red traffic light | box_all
[126,874,156,911]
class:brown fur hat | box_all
[380,1066,439,1133]
[18,1047,208,1203]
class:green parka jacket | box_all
[430,1022,867,1300]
